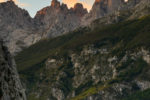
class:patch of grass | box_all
[57,57,75,96]
[122,89,150,100]
[75,81,93,95]
[19,60,45,91]
[71,83,110,100]
[116,58,134,71]
[118,58,148,81]
[27,94,38,100]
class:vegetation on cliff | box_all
[15,15,150,100]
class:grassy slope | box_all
[15,27,88,71]
[122,89,150,100]
[16,15,150,72]
[15,15,150,100]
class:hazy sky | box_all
[0,0,94,17]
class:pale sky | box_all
[0,0,94,17]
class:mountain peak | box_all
[73,3,84,10]
[7,0,14,3]
[95,0,102,3]
[1,0,15,6]
[73,3,88,17]
[51,0,60,8]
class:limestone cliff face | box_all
[81,0,142,25]
[34,0,87,38]
[73,3,88,17]
[89,0,150,28]
[0,41,26,100]
[0,0,41,54]
[129,0,150,19]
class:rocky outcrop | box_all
[0,41,26,100]
[129,0,150,19]
[21,44,150,100]
[82,0,142,25]
[72,3,88,17]
[86,0,150,28]
[34,0,87,38]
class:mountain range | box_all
[1,0,150,54]
[0,0,150,100]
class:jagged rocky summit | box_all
[34,0,87,38]
[0,41,26,100]
[0,0,87,54]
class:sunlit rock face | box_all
[34,0,87,38]
[0,41,26,100]
[0,0,41,54]
[51,0,61,8]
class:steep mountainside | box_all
[0,0,87,54]
[34,0,87,38]
[89,0,150,28]
[0,41,26,100]
[0,0,41,54]
[15,15,150,100]
[82,0,142,25]
[129,0,150,19]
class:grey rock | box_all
[129,0,150,19]
[0,0,88,54]
[0,41,26,100]
[0,1,41,54]
[34,0,87,38]
[82,0,142,26]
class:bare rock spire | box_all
[73,3,88,17]
[51,0,60,8]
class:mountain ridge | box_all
[0,0,88,54]
[34,0,88,38]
